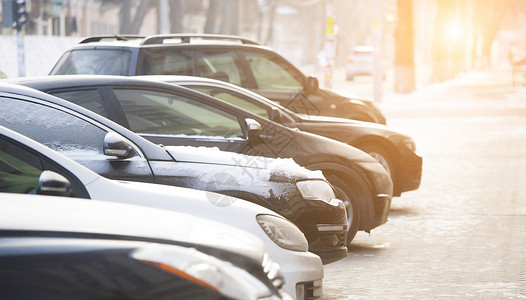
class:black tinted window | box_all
[0,97,107,160]
[50,89,107,117]
[0,137,43,194]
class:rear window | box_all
[50,49,132,75]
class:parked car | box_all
[0,193,289,300]
[12,75,392,244]
[49,34,387,124]
[344,45,386,81]
[0,81,347,265]
[145,75,421,197]
[0,124,323,299]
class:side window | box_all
[49,89,108,117]
[0,137,90,198]
[0,138,43,194]
[195,51,243,86]
[0,97,107,161]
[138,49,193,76]
[191,86,270,119]
[113,89,244,139]
[51,49,132,75]
[245,52,304,92]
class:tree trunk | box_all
[119,0,154,34]
[394,0,415,93]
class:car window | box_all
[51,49,132,75]
[0,136,89,198]
[138,48,193,76]
[50,89,108,117]
[113,89,244,139]
[190,86,270,119]
[0,97,108,161]
[195,51,243,86]
[0,138,43,194]
[245,52,303,92]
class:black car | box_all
[11,75,393,244]
[49,34,387,124]
[148,75,421,197]
[0,82,348,264]
[0,193,286,300]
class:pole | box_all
[323,0,336,89]
[17,22,25,77]
[372,0,382,102]
[159,0,169,34]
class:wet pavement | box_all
[320,71,526,299]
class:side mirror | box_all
[306,76,319,93]
[245,118,262,140]
[103,132,135,159]
[270,107,283,123]
[37,170,71,197]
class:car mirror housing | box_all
[245,118,262,140]
[37,170,72,197]
[306,76,319,93]
[270,107,283,123]
[103,132,135,159]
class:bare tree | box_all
[118,0,155,34]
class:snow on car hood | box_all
[164,145,326,181]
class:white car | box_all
[345,45,385,81]
[0,193,287,300]
[0,125,322,300]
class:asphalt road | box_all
[320,71,526,299]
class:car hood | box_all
[296,113,401,132]
[163,145,327,182]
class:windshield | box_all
[50,49,132,75]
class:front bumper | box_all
[300,198,348,264]
[396,151,423,196]
[268,248,323,300]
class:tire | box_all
[326,173,369,247]
[358,144,395,182]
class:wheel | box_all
[325,173,367,246]
[358,144,395,181]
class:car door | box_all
[0,95,155,183]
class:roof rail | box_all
[140,34,260,46]
[79,35,146,44]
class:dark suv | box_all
[49,34,386,124]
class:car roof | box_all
[0,192,265,260]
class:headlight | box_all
[403,137,417,152]
[256,214,309,252]
[296,180,336,203]
[133,244,272,300]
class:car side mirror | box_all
[245,118,262,140]
[103,132,135,159]
[270,107,283,123]
[306,76,319,93]
[37,170,71,197]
